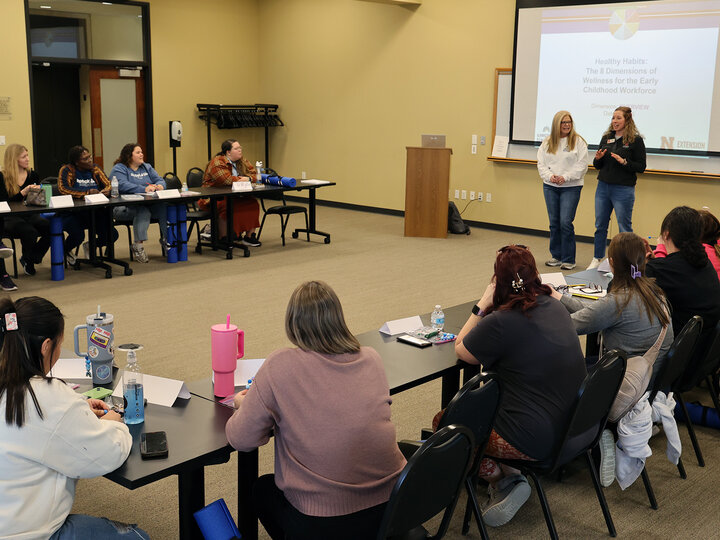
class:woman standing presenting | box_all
[588,106,646,269]
[537,111,588,270]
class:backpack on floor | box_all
[448,202,470,235]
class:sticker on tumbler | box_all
[90,327,111,349]
[96,364,112,381]
[88,345,99,359]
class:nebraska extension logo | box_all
[661,136,706,150]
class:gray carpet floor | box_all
[14,205,720,539]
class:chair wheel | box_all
[195,245,202,254]
[324,237,331,244]
[124,267,133,276]
[105,270,112,279]
[226,252,233,260]
[292,231,298,239]
[73,262,81,270]
[244,249,250,258]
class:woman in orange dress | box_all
[200,139,261,247]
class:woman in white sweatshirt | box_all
[0,296,148,540]
[537,110,588,270]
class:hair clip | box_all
[1,313,18,333]
[630,264,641,279]
[511,273,525,292]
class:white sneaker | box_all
[587,257,602,270]
[0,242,13,259]
[599,429,616,487]
[199,224,211,240]
[131,242,149,263]
[482,474,531,527]
[560,262,576,270]
[81,241,90,259]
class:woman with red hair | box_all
[454,244,586,527]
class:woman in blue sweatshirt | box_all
[109,144,167,263]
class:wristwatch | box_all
[471,305,485,317]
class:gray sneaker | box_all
[599,429,616,487]
[482,474,531,527]
[131,242,149,263]
[545,258,562,267]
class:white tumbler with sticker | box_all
[74,307,115,384]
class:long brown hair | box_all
[699,208,720,261]
[285,281,361,355]
[661,206,708,269]
[113,143,139,167]
[2,143,29,197]
[0,297,65,427]
[603,106,640,144]
[608,233,670,327]
[545,110,585,154]
[488,245,552,316]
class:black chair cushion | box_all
[265,205,306,215]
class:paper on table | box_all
[379,315,424,336]
[540,272,567,288]
[181,190,201,196]
[84,193,109,204]
[231,181,253,192]
[597,258,611,273]
[0,202,10,213]
[301,179,331,185]
[156,189,181,199]
[50,357,91,379]
[112,373,190,407]
[491,136,509,158]
[211,358,266,386]
[120,194,144,201]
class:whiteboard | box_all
[493,69,720,176]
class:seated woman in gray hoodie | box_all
[552,232,673,386]
[109,143,167,263]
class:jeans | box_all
[253,474,386,540]
[593,181,635,259]
[113,204,168,242]
[62,210,119,253]
[543,184,582,264]
[49,514,149,539]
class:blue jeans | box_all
[114,204,168,243]
[593,181,635,258]
[50,514,149,539]
[543,184,582,264]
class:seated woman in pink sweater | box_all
[225,281,406,540]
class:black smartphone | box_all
[397,334,433,348]
[140,431,168,460]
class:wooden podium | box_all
[404,147,452,238]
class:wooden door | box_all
[89,67,146,171]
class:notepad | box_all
[112,373,190,407]
[301,179,331,185]
[121,194,145,201]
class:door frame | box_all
[25,0,154,169]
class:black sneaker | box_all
[0,242,13,259]
[0,274,18,291]
[200,224,211,240]
[242,234,261,247]
[20,256,36,276]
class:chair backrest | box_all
[649,315,703,403]
[186,167,205,188]
[377,425,474,540]
[437,373,501,462]
[678,321,720,391]
[163,172,182,191]
[553,349,627,468]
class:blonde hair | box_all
[285,281,361,355]
[2,144,28,197]
[544,111,584,154]
[604,106,640,144]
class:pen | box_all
[425,330,439,339]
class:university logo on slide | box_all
[661,137,674,150]
[609,9,640,40]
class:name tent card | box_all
[379,315,424,336]
[50,195,74,208]
[84,193,109,204]
[156,189,181,199]
[232,181,253,192]
[0,202,10,213]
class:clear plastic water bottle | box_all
[430,305,445,331]
[255,161,263,183]
[123,350,144,424]
[111,175,119,198]
[181,179,189,193]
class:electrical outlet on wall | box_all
[477,192,483,202]
[486,192,492,203]
[461,190,467,200]
[454,189,460,199]
[469,191,475,200]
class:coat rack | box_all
[197,104,284,167]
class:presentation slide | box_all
[513,0,720,154]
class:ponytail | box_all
[0,297,64,427]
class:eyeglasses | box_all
[498,244,528,253]
[560,121,573,125]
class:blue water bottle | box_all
[123,350,145,424]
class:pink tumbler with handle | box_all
[211,322,245,397]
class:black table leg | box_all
[178,468,205,540]
[441,370,461,408]
[237,449,259,540]
[293,188,331,244]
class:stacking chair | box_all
[163,171,182,190]
[257,192,310,247]
[185,167,211,252]
[646,316,703,473]
[429,372,501,539]
[495,349,627,539]
[377,425,475,540]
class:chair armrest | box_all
[398,439,423,459]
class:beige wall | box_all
[1,0,717,238]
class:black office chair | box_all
[646,316,703,474]
[163,172,182,191]
[495,349,627,540]
[185,167,211,253]
[256,171,310,246]
[377,424,475,540]
[428,372,501,539]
